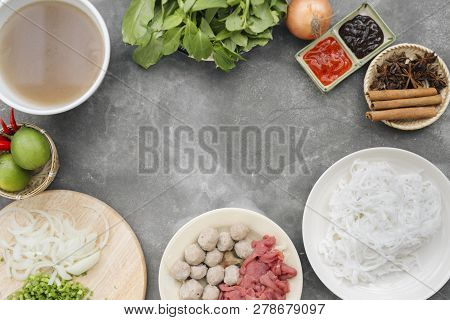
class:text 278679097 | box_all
[253,303,325,315]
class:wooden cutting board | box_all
[0,190,147,300]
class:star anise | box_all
[388,52,408,74]
[370,51,448,92]
[427,71,447,92]
[385,52,408,64]
[375,64,389,82]
[399,63,421,89]
[412,52,437,72]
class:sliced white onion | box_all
[65,251,100,276]
[0,208,109,284]
[49,270,58,285]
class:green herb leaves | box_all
[132,33,163,68]
[122,0,156,45]
[162,27,183,55]
[183,20,213,60]
[225,7,245,32]
[162,15,183,30]
[191,0,228,12]
[122,0,287,71]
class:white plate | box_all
[159,208,303,300]
[303,148,450,300]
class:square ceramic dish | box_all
[296,3,396,93]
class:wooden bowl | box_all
[0,123,59,200]
[364,43,450,130]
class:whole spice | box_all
[371,95,441,110]
[8,273,92,300]
[366,88,442,122]
[0,118,13,135]
[0,140,11,151]
[370,51,448,92]
[1,107,20,135]
[10,108,18,132]
[367,88,438,101]
[366,107,437,122]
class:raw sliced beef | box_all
[219,235,297,300]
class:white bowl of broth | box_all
[0,0,110,115]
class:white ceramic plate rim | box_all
[159,208,303,300]
[302,147,450,300]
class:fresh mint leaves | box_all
[122,0,287,71]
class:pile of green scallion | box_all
[7,273,92,300]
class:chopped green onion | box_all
[8,273,92,300]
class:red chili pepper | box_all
[0,135,9,142]
[0,140,10,151]
[10,108,19,132]
[0,118,13,135]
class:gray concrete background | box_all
[0,0,449,299]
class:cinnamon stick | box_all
[368,88,438,101]
[372,95,442,110]
[366,107,437,122]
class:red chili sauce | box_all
[303,37,352,86]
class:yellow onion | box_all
[286,0,333,40]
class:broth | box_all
[0,1,105,107]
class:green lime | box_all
[11,126,51,170]
[0,153,31,192]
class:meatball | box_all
[230,224,249,241]
[190,264,207,280]
[205,249,224,267]
[217,232,234,252]
[179,279,203,300]
[202,285,220,300]
[170,260,190,281]
[224,265,240,285]
[206,265,225,285]
[184,243,206,265]
[197,228,219,251]
[234,240,252,259]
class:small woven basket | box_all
[0,123,59,200]
[364,43,450,130]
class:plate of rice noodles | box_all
[303,148,450,299]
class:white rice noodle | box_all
[319,160,442,284]
[0,208,109,285]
